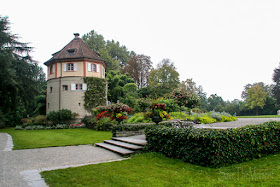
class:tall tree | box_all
[207,94,225,112]
[106,40,133,67]
[272,64,280,107]
[245,84,267,115]
[122,54,153,89]
[179,78,198,94]
[197,85,208,112]
[0,16,46,127]
[149,58,180,97]
[82,30,134,71]
[106,70,134,103]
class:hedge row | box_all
[144,121,280,167]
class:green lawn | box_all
[41,152,280,186]
[238,115,280,118]
[0,128,111,149]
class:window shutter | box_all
[88,63,91,71]
[53,65,55,74]
[96,64,100,72]
[82,83,87,91]
[63,64,67,72]
[74,63,77,71]
[71,84,76,90]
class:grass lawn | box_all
[238,115,280,118]
[0,128,111,150]
[41,152,280,186]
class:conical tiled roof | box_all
[44,33,104,66]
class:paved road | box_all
[200,118,280,129]
[0,133,123,187]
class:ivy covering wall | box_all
[84,77,106,111]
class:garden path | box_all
[0,133,124,187]
[199,118,280,129]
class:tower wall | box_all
[46,77,91,118]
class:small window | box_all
[62,85,68,91]
[91,64,96,72]
[50,65,54,74]
[76,84,82,90]
[50,87,53,93]
[48,103,50,109]
[67,63,74,71]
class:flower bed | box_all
[15,122,86,130]
[145,121,280,167]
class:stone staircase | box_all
[95,135,147,156]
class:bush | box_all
[46,109,74,124]
[210,111,222,121]
[154,98,180,113]
[145,121,280,168]
[127,113,152,124]
[95,117,113,131]
[198,116,216,124]
[82,115,113,131]
[33,115,46,126]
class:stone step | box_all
[112,137,147,146]
[104,140,144,150]
[95,143,135,156]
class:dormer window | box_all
[67,48,75,56]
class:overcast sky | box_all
[1,0,280,101]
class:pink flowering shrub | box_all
[170,88,199,109]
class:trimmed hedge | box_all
[145,121,280,167]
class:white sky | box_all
[1,0,280,101]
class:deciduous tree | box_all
[149,59,180,97]
[245,84,267,115]
[122,54,153,89]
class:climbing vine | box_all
[84,77,106,111]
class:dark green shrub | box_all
[145,121,280,167]
[33,115,46,126]
[96,117,114,131]
[46,111,60,124]
[82,116,97,129]
[59,109,72,120]
[46,109,73,124]
[82,115,113,131]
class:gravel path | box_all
[200,118,280,129]
[0,133,124,187]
